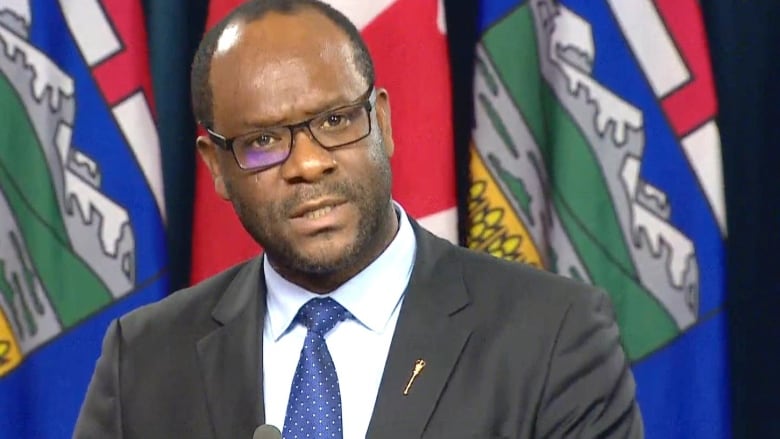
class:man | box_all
[74,1,643,438]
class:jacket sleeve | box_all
[72,319,123,439]
[535,289,644,438]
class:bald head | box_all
[191,0,375,128]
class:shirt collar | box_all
[264,202,416,341]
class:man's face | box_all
[198,10,396,281]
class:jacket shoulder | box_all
[449,243,607,314]
[118,260,254,341]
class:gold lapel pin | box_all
[403,359,426,396]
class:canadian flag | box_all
[190,0,456,283]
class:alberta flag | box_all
[0,1,168,437]
[469,0,727,437]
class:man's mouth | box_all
[287,199,350,235]
[302,205,334,220]
[290,198,347,220]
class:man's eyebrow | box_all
[236,117,285,130]
[238,95,359,129]
[302,95,357,116]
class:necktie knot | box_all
[295,298,350,336]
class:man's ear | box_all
[374,88,394,158]
[196,135,230,200]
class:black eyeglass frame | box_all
[205,86,377,171]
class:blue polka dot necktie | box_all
[282,298,351,439]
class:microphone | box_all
[252,424,282,439]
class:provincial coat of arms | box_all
[0,0,166,377]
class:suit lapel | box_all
[367,223,474,439]
[196,258,267,439]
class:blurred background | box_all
[0,0,777,437]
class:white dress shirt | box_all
[263,204,416,439]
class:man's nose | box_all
[279,128,336,183]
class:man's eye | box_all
[248,134,277,148]
[321,113,350,129]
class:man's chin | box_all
[262,221,378,281]
[288,248,356,276]
[266,235,351,272]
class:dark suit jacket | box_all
[73,222,642,438]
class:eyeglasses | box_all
[206,87,376,171]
